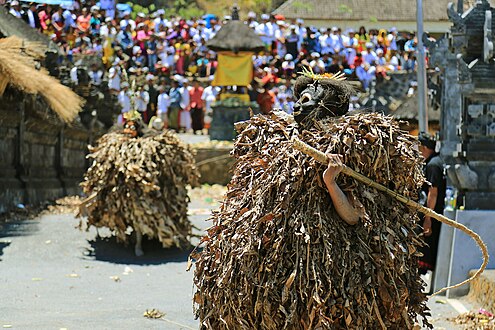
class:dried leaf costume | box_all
[193,73,431,329]
[79,111,199,248]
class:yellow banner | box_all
[212,52,253,86]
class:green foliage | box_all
[338,4,352,14]
[125,0,205,19]
[291,0,313,11]
[369,16,378,23]
[252,0,272,13]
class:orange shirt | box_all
[257,90,275,115]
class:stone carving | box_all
[484,10,494,62]
[430,0,495,209]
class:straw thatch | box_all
[206,21,265,53]
[0,36,83,123]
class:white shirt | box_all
[154,17,168,32]
[281,60,295,70]
[274,28,286,57]
[201,85,220,111]
[9,8,21,18]
[179,86,190,109]
[118,90,131,113]
[89,70,103,86]
[256,22,277,45]
[27,10,36,28]
[135,91,149,112]
[108,66,121,91]
[157,92,170,115]
[319,34,332,55]
[310,59,325,73]
[120,19,136,30]
[363,51,378,65]
[70,67,79,84]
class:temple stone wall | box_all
[0,92,91,213]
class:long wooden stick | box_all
[291,137,489,297]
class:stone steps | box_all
[468,269,495,312]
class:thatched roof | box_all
[391,95,441,122]
[273,0,454,21]
[0,6,57,52]
[206,20,265,53]
[0,36,83,123]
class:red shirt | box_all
[189,87,204,109]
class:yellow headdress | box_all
[299,66,346,81]
[123,110,141,121]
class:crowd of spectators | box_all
[5,0,426,131]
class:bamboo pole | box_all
[291,137,489,297]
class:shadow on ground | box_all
[0,219,39,239]
[84,236,196,265]
[0,241,11,261]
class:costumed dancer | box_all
[79,105,199,256]
[192,70,431,329]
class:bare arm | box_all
[423,186,438,236]
[323,154,362,225]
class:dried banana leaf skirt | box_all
[193,112,431,329]
[80,131,199,248]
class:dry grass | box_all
[0,36,83,123]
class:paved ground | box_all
[0,188,475,329]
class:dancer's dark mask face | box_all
[123,120,138,138]
[293,82,326,124]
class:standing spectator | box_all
[245,11,258,29]
[356,26,370,52]
[89,63,104,86]
[120,12,136,30]
[189,79,204,134]
[153,9,167,32]
[417,132,446,282]
[146,75,158,122]
[179,80,191,132]
[356,62,376,90]
[108,62,121,94]
[256,83,275,115]
[285,25,299,58]
[168,80,182,131]
[256,14,276,52]
[362,42,377,65]
[281,54,295,79]
[305,27,321,54]
[76,7,91,33]
[23,3,40,29]
[309,52,324,73]
[319,28,332,55]
[117,82,131,123]
[51,6,64,39]
[330,27,344,55]
[135,85,150,121]
[157,82,170,128]
[295,18,305,52]
[146,34,158,73]
[38,4,52,35]
[62,6,76,32]
[9,1,22,18]
[387,27,399,52]
[201,84,220,129]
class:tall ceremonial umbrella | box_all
[206,7,264,87]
